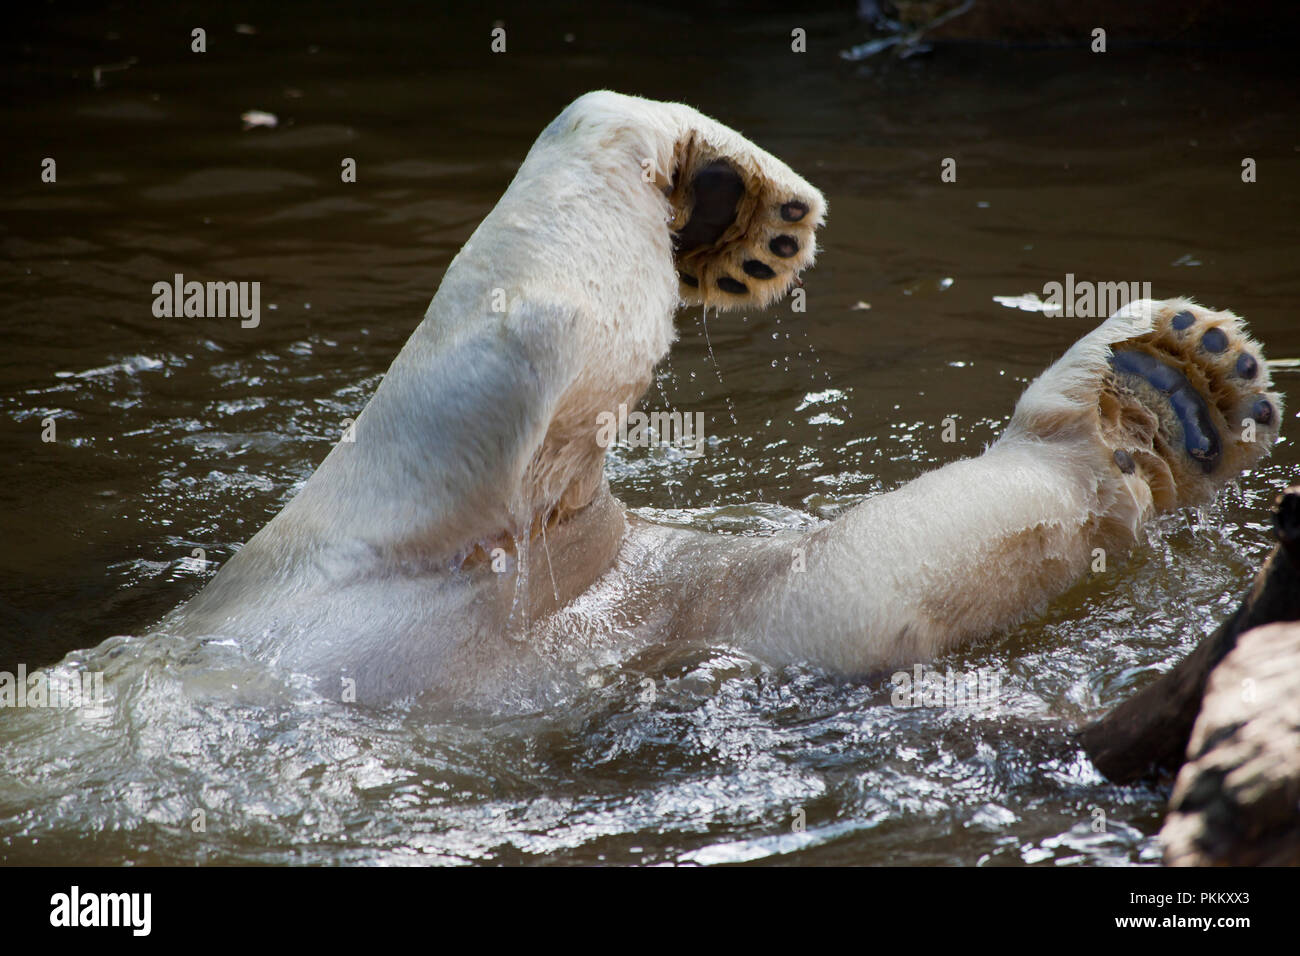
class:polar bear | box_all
[165,91,1282,709]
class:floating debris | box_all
[90,56,138,89]
[841,0,974,61]
[240,110,278,130]
[993,292,1057,313]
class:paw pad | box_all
[1109,349,1222,473]
[780,201,809,222]
[1200,327,1228,353]
[769,235,799,258]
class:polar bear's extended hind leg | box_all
[698,298,1282,675]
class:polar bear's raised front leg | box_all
[705,299,1282,674]
[421,90,828,553]
[167,92,831,689]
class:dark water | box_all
[1,3,1297,865]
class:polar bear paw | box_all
[667,136,825,310]
[1097,302,1282,510]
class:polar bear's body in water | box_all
[167,92,1282,709]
